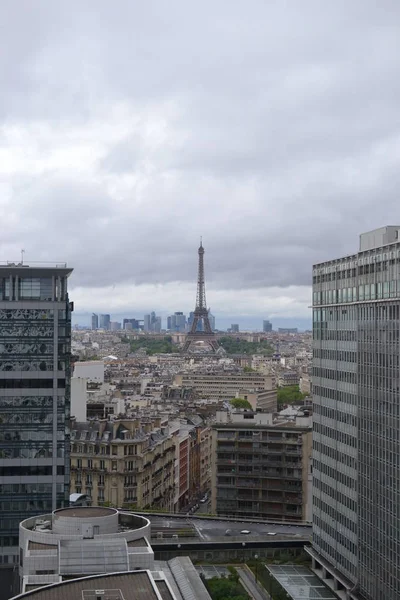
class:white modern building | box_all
[11,558,212,600]
[19,507,153,593]
[73,360,105,383]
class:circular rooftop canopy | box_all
[53,506,117,519]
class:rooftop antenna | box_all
[21,249,25,265]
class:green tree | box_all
[230,398,253,410]
[206,576,249,600]
[129,336,180,355]
[277,385,307,405]
[218,337,273,356]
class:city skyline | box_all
[75,311,309,332]
[1,3,400,325]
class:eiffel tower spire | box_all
[182,241,219,353]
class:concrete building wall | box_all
[176,373,275,401]
[312,227,400,599]
[211,420,311,520]
[74,361,104,383]
[70,377,88,422]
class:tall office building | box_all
[143,312,161,333]
[0,263,73,565]
[123,318,140,330]
[153,316,162,333]
[99,313,110,330]
[263,319,272,332]
[208,309,216,331]
[91,313,98,330]
[230,323,239,333]
[167,312,186,332]
[310,226,400,600]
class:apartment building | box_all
[211,412,312,521]
[174,372,275,400]
[70,418,175,511]
[310,226,400,600]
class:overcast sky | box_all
[1,1,400,327]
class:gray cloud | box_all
[1,0,400,317]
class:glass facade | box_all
[312,239,400,599]
[0,266,73,565]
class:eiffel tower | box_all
[182,240,219,353]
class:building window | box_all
[112,446,118,456]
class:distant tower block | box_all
[182,241,219,353]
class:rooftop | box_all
[12,572,159,600]
[54,507,116,519]
[267,565,338,600]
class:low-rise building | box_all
[19,507,153,592]
[174,372,275,400]
[17,508,210,600]
[235,387,277,412]
[278,370,300,387]
[13,559,211,600]
[211,411,312,521]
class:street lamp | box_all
[242,542,246,563]
[254,554,258,583]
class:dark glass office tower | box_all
[309,226,400,600]
[0,263,73,565]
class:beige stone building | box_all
[211,412,312,521]
[235,387,277,412]
[70,417,175,511]
[174,372,275,401]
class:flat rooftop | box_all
[13,572,159,600]
[54,507,116,518]
[267,565,338,600]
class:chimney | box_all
[99,419,107,435]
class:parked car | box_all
[240,529,251,535]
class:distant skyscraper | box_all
[262,319,272,332]
[123,318,139,330]
[0,263,73,565]
[144,312,161,333]
[91,313,99,330]
[153,316,161,333]
[278,327,298,334]
[99,314,111,330]
[110,321,121,331]
[310,226,400,600]
[167,312,186,332]
[230,324,239,333]
[208,309,215,331]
